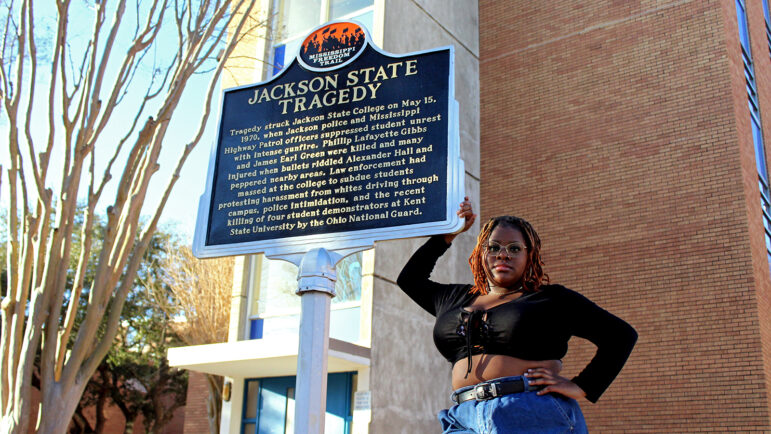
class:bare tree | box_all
[146,244,233,434]
[0,0,263,431]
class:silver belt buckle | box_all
[473,382,497,400]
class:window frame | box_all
[736,0,771,271]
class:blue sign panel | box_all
[194,21,464,260]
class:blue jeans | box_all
[437,376,588,433]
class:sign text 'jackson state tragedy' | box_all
[246,60,418,114]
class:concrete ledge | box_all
[168,338,370,378]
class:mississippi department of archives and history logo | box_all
[298,22,367,70]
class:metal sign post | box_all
[192,19,463,434]
[294,248,343,433]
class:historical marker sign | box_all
[193,21,464,259]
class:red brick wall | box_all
[480,0,771,431]
[27,386,186,433]
[183,371,215,434]
[78,395,186,433]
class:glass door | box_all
[242,372,355,433]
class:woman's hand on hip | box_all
[524,367,587,401]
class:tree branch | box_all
[55,204,97,382]
[21,0,46,203]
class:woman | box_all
[397,198,637,433]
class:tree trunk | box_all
[36,382,88,434]
[70,408,96,434]
[94,382,107,434]
[1,412,29,434]
[205,374,223,434]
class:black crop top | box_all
[396,235,638,403]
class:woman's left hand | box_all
[524,368,587,401]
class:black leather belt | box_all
[452,377,528,404]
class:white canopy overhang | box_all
[168,337,370,378]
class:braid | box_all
[468,216,550,295]
[469,221,495,295]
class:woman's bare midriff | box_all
[452,354,562,389]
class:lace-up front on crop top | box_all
[396,235,638,403]
[433,291,571,378]
[453,310,490,378]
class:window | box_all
[242,373,355,433]
[246,251,366,343]
[736,0,771,272]
[270,0,375,76]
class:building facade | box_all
[479,0,771,431]
[172,0,771,432]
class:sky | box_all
[0,0,230,242]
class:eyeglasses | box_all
[484,242,526,257]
